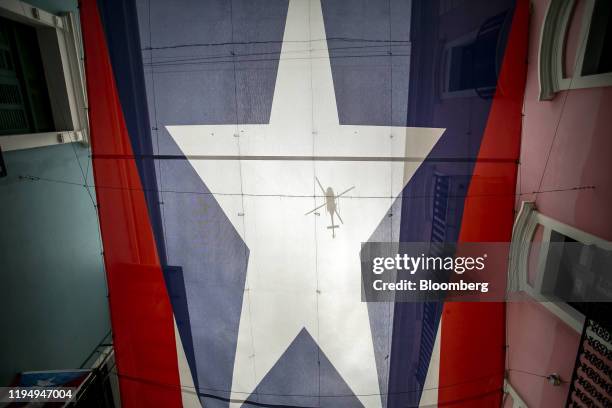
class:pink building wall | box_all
[507,0,612,406]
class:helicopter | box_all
[305,177,355,238]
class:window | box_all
[0,16,55,136]
[441,11,508,99]
[0,1,88,151]
[580,0,612,76]
[508,202,612,332]
[539,0,612,100]
[541,231,612,316]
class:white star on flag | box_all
[167,0,445,406]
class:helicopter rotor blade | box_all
[304,202,327,216]
[335,185,355,199]
[315,177,327,196]
[334,209,344,224]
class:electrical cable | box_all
[11,173,595,199]
[143,36,411,51]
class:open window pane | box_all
[581,0,612,76]
[0,16,54,136]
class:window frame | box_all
[539,0,612,100]
[503,379,529,408]
[508,202,612,332]
[0,0,88,151]
[440,11,508,100]
[440,30,481,99]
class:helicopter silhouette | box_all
[305,177,355,238]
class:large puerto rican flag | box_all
[80,0,527,406]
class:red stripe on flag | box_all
[438,0,529,406]
[80,1,182,406]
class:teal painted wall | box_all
[0,0,110,386]
[0,144,110,385]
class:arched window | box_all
[539,0,612,100]
[508,202,612,332]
